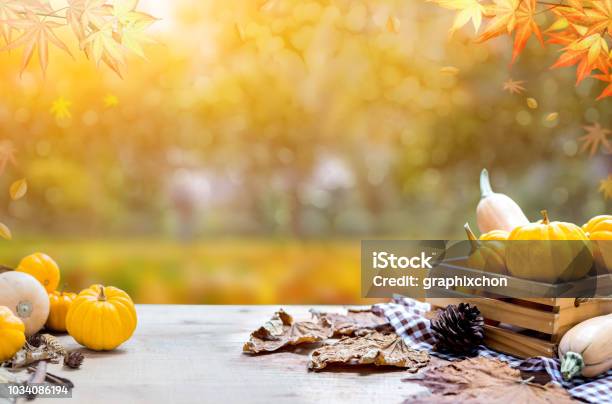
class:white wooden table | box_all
[31,305,435,403]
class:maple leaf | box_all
[0,0,22,44]
[477,0,544,63]
[581,0,612,36]
[112,0,151,25]
[405,357,574,403]
[0,140,17,176]
[103,93,118,107]
[600,175,612,200]
[75,0,111,31]
[119,13,157,58]
[82,23,125,67]
[50,97,72,120]
[502,78,526,94]
[550,30,610,85]
[593,73,612,100]
[0,11,71,75]
[578,122,611,157]
[430,0,485,34]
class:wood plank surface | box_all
[33,305,432,404]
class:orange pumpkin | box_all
[16,253,60,293]
[46,291,77,332]
[583,216,612,273]
[507,210,593,283]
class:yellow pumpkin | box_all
[16,253,60,293]
[66,285,137,351]
[479,229,510,241]
[0,306,26,361]
[477,169,529,233]
[465,223,506,275]
[583,215,612,235]
[46,291,77,332]
[583,216,612,273]
[506,210,593,283]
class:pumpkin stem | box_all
[98,285,107,302]
[464,223,480,252]
[561,351,584,381]
[480,169,494,199]
[540,210,550,225]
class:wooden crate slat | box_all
[484,324,556,358]
[552,299,612,339]
[428,297,557,334]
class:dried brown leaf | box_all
[308,332,429,371]
[311,308,394,337]
[9,178,27,200]
[243,309,332,353]
[403,357,573,403]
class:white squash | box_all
[559,313,612,380]
[0,271,50,336]
[476,169,529,233]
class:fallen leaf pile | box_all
[243,309,332,354]
[403,357,573,403]
[310,308,394,337]
[308,332,429,372]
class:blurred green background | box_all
[0,0,609,303]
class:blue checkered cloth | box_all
[373,297,612,403]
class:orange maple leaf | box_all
[580,0,612,36]
[476,0,543,63]
[579,122,612,157]
[502,78,526,94]
[593,73,612,99]
[551,33,610,84]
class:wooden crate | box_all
[425,258,612,358]
[427,295,612,358]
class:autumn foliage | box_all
[430,0,612,100]
[0,0,156,77]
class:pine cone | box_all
[27,334,44,348]
[64,352,84,369]
[430,303,484,355]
